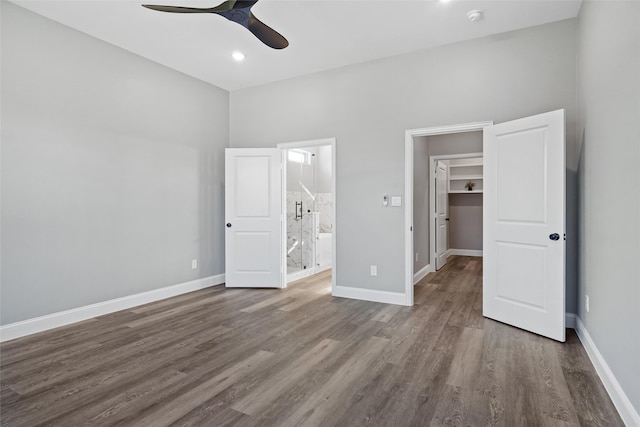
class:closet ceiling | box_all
[10,0,582,90]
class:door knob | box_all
[226,223,232,228]
[549,233,560,241]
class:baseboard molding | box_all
[0,274,225,343]
[287,265,331,284]
[575,316,640,426]
[413,264,433,285]
[448,249,483,257]
[565,313,576,329]
[333,285,408,306]
[287,268,315,283]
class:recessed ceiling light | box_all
[439,0,451,3]
[232,51,245,62]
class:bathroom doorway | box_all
[278,138,336,287]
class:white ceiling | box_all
[11,0,582,91]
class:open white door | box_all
[435,161,449,270]
[483,109,565,342]
[225,148,282,288]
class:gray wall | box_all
[0,3,229,325]
[426,132,483,157]
[412,140,430,274]
[230,19,578,295]
[577,0,640,414]
[449,194,483,251]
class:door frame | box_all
[404,122,492,305]
[429,153,483,272]
[277,138,337,293]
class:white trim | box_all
[286,264,331,284]
[0,274,225,342]
[565,312,576,329]
[413,264,433,285]
[405,122,492,307]
[448,249,483,257]
[575,316,640,427]
[408,122,495,137]
[280,147,288,289]
[287,268,315,283]
[333,285,409,306]
[278,137,336,295]
[277,138,335,149]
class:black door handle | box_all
[226,223,232,228]
[549,233,560,241]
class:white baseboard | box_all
[565,313,576,329]
[287,265,331,284]
[575,316,640,427]
[413,264,433,285]
[333,285,408,306]
[0,274,225,343]
[287,269,315,283]
[448,249,483,257]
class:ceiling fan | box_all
[142,0,288,49]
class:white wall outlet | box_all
[391,196,402,207]
[192,259,198,270]
[585,294,590,312]
[370,265,377,276]
[415,253,419,262]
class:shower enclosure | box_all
[286,149,319,275]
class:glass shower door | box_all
[286,150,317,274]
[298,153,316,271]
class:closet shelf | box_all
[447,156,483,193]
[449,162,483,168]
[449,175,483,181]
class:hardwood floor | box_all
[0,256,624,426]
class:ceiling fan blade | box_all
[142,1,256,14]
[142,5,219,13]
[247,13,288,49]
[229,1,259,9]
[142,1,289,50]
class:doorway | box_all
[404,122,492,305]
[277,138,336,289]
[428,152,484,275]
[404,110,566,342]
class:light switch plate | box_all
[391,196,402,207]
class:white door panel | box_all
[225,148,282,288]
[435,161,448,270]
[483,110,565,342]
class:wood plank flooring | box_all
[0,256,624,426]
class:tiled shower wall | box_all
[287,192,332,270]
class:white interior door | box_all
[435,161,449,270]
[483,109,565,342]
[225,148,282,288]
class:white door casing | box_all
[435,161,449,270]
[483,109,565,342]
[225,148,282,288]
